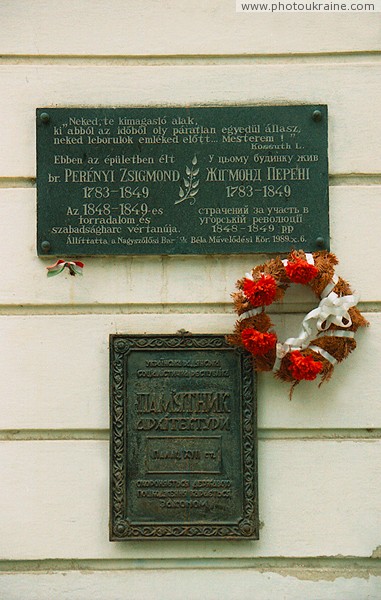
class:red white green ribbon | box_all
[47,260,84,277]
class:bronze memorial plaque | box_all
[109,334,258,540]
[37,105,329,256]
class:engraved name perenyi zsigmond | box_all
[37,105,329,256]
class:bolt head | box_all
[312,110,322,122]
[40,112,50,123]
[41,240,51,252]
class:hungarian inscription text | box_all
[37,105,329,256]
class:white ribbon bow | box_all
[278,291,359,354]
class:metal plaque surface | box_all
[109,334,258,540]
[37,105,329,256]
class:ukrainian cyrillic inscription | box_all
[37,106,329,256]
[109,334,258,540]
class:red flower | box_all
[288,351,323,381]
[241,328,277,355]
[285,255,318,284]
[243,274,277,307]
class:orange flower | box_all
[241,328,277,355]
[243,274,277,307]
[288,351,323,380]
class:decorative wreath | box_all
[228,250,368,395]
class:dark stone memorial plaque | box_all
[37,105,329,256]
[109,334,258,540]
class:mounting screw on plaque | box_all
[315,236,325,249]
[39,112,50,124]
[312,110,322,122]
[41,240,51,253]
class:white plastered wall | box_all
[0,1,380,598]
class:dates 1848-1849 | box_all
[37,105,329,256]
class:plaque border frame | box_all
[109,333,259,540]
[37,104,329,258]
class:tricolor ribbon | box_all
[47,259,84,277]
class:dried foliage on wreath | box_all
[228,250,368,396]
